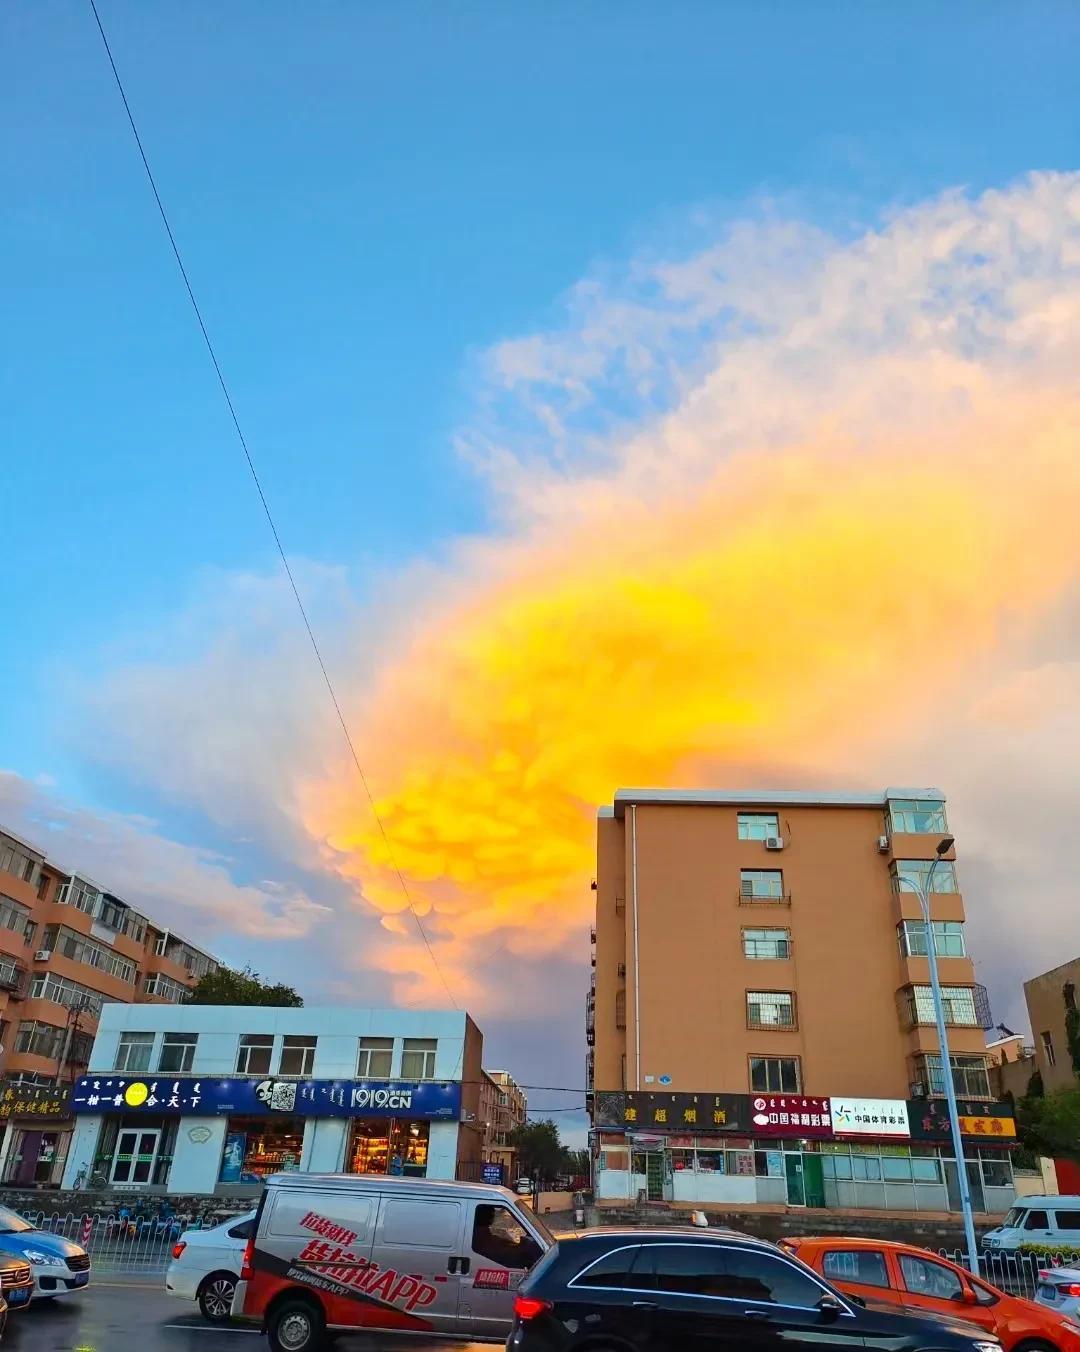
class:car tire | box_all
[198,1271,237,1323]
[268,1297,327,1352]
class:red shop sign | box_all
[750,1095,832,1138]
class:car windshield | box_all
[0,1207,34,1235]
[524,1209,556,1249]
[1002,1207,1025,1228]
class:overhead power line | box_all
[85,0,458,1009]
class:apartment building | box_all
[1023,957,1080,1095]
[0,825,218,1187]
[589,788,1017,1214]
[63,1004,482,1195]
[479,1069,527,1177]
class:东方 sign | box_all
[906,1098,1016,1143]
[830,1098,910,1138]
[70,1076,462,1120]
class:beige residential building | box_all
[1023,958,1080,1093]
[480,1069,527,1176]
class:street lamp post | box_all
[896,835,980,1276]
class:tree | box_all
[186,965,303,1007]
[1063,982,1080,1076]
[509,1120,571,1183]
[1017,1085,1080,1163]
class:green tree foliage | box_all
[1063,982,1080,1076]
[509,1120,576,1182]
[1017,1085,1080,1163]
[185,964,303,1007]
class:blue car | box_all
[0,1206,91,1301]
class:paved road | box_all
[2,1284,501,1351]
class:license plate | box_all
[1038,1284,1057,1299]
[8,1289,30,1307]
[73,1272,89,1287]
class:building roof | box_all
[603,786,946,818]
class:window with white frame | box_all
[892,859,958,894]
[15,1019,65,1060]
[739,870,785,900]
[888,799,948,835]
[897,920,965,958]
[746,991,796,1029]
[280,1035,317,1077]
[236,1034,274,1075]
[29,972,107,1017]
[401,1037,437,1079]
[0,841,40,886]
[0,894,31,939]
[1041,1031,1056,1068]
[905,985,979,1027]
[357,1037,393,1078]
[913,1053,991,1098]
[158,1032,198,1073]
[742,928,791,960]
[737,813,779,841]
[115,1031,155,1073]
[144,973,188,1003]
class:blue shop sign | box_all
[69,1076,462,1120]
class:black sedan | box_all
[507,1227,1004,1352]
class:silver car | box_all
[1035,1265,1080,1321]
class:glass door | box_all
[111,1129,160,1184]
[785,1152,806,1205]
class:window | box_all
[144,973,188,1003]
[97,897,127,931]
[0,895,31,939]
[892,860,958,894]
[470,1204,543,1268]
[280,1035,317,1077]
[55,879,99,913]
[1041,1031,1056,1068]
[116,1031,154,1073]
[1024,1210,1050,1230]
[898,1253,965,1302]
[0,842,40,886]
[158,1032,198,1073]
[228,1219,255,1240]
[822,1250,890,1288]
[888,799,947,835]
[904,986,978,1027]
[738,813,779,841]
[746,991,796,1029]
[650,1245,824,1307]
[981,1158,1012,1189]
[743,928,791,960]
[357,1037,394,1078]
[572,1246,651,1290]
[915,1054,992,1098]
[749,1056,801,1093]
[401,1038,437,1080]
[1052,1212,1080,1232]
[43,925,137,983]
[29,973,107,1018]
[898,920,966,958]
[236,1034,274,1075]
[740,870,785,900]
[14,1020,65,1060]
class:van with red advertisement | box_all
[233,1172,554,1351]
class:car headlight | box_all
[22,1249,67,1266]
[972,1341,1003,1352]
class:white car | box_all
[1035,1265,1080,1321]
[515,1177,533,1195]
[165,1211,256,1323]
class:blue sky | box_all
[3,2,1080,1128]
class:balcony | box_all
[0,961,28,998]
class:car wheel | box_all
[268,1297,326,1352]
[198,1272,237,1323]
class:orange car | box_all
[782,1237,1080,1352]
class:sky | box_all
[3,2,1080,1143]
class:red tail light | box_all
[240,1238,254,1283]
[1039,1272,1080,1296]
[171,1241,186,1261]
[513,1294,552,1321]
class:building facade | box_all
[1023,958,1080,1095]
[480,1069,526,1176]
[62,1004,484,1195]
[0,826,217,1188]
[588,787,1017,1213]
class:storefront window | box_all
[219,1116,304,1183]
[348,1118,429,1177]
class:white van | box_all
[233,1172,554,1351]
[982,1195,1080,1253]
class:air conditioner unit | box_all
[34,950,52,963]
[764,835,785,851]
[909,1080,927,1098]
[877,835,890,853]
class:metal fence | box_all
[938,1247,1080,1300]
[15,1208,231,1276]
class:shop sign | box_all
[594,1091,749,1133]
[750,1095,832,1138]
[481,1163,504,1185]
[70,1076,462,1120]
[0,1081,69,1120]
[830,1098,909,1138]
[906,1099,1016,1143]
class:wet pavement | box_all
[2,1284,500,1350]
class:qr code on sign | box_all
[271,1082,297,1112]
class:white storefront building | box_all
[62,1005,483,1196]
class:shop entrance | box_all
[111,1129,160,1185]
[348,1118,430,1177]
[944,1159,985,1214]
[784,1153,805,1206]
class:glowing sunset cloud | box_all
[302,174,1080,1003]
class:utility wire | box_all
[86,0,457,1010]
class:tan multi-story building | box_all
[1023,957,1080,1095]
[589,788,1017,1214]
[0,824,218,1186]
[480,1069,527,1178]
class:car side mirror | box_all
[818,1293,845,1319]
[960,1287,978,1306]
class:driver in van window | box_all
[471,1205,541,1269]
